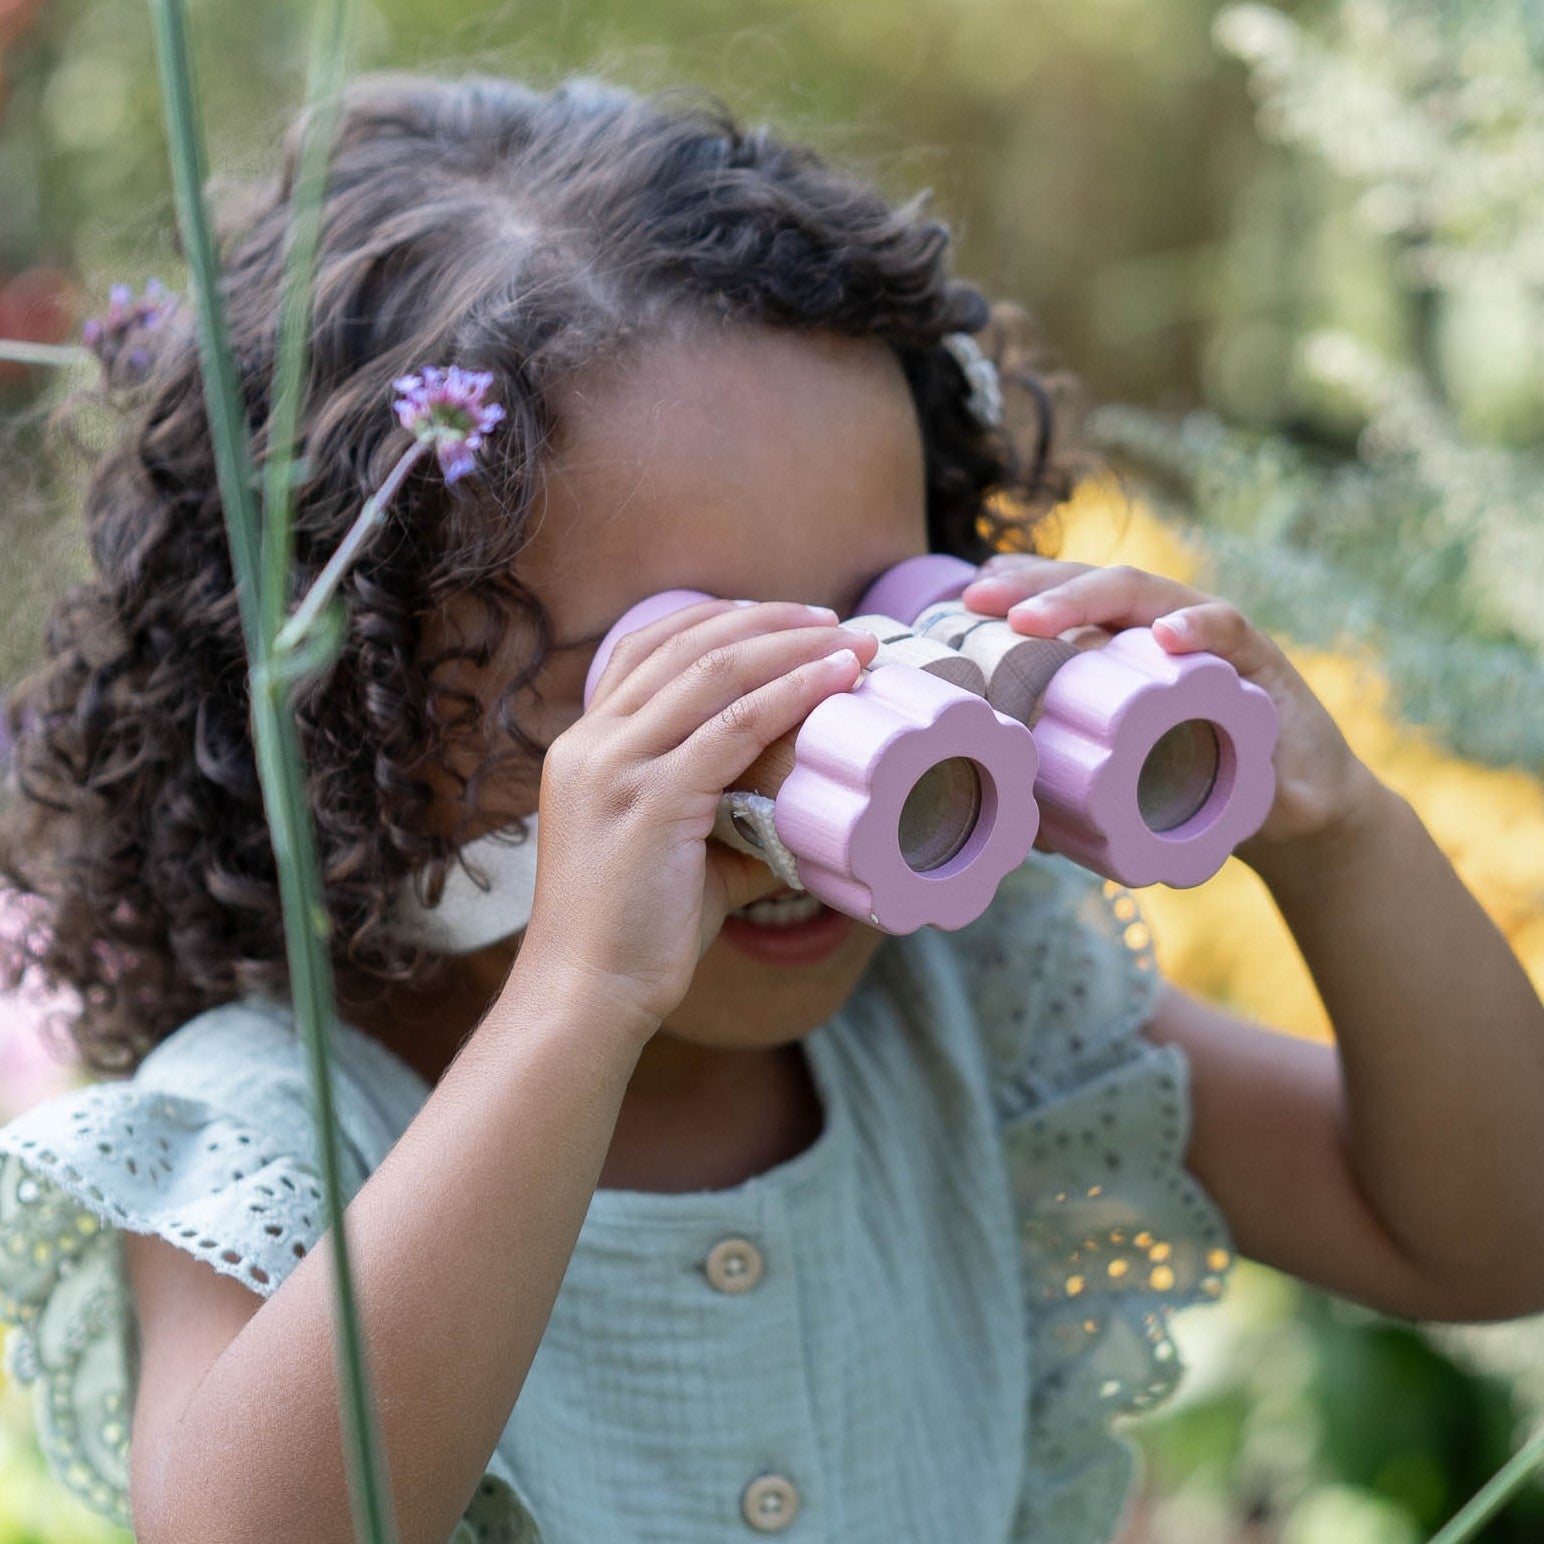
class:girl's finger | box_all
[993,564,1209,637]
[594,600,849,717]
[616,623,880,760]
[1152,600,1282,678]
[961,557,1091,614]
[585,597,746,710]
[667,642,869,795]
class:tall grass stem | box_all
[148,2,398,1540]
[0,341,93,368]
[1428,1423,1544,1544]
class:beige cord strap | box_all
[711,791,805,890]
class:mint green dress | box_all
[0,853,1233,1543]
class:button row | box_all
[704,1240,798,1530]
[704,1235,796,1525]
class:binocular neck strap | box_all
[711,791,805,892]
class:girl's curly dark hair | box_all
[0,71,1084,1075]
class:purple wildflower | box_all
[391,365,506,483]
[81,277,177,385]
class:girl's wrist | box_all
[495,942,664,1056]
[1237,758,1400,897]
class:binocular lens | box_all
[1137,719,1220,833]
[898,757,983,872]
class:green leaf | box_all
[271,597,346,685]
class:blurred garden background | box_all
[1,0,1543,1540]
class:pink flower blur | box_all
[0,890,80,1120]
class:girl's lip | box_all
[721,900,853,967]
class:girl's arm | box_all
[1145,775,1544,1322]
[125,599,881,1544]
[127,958,652,1544]
[961,559,1544,1323]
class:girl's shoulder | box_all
[0,995,507,1535]
[1,994,416,1200]
[0,998,329,1526]
[0,999,358,1333]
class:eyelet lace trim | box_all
[0,1076,541,1541]
[950,855,1235,1544]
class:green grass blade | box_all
[1428,1424,1544,1544]
[0,340,94,368]
[261,0,351,640]
[249,681,399,1544]
[147,5,399,1541]
[147,0,262,662]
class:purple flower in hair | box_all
[391,365,506,483]
[81,277,177,385]
[276,367,508,656]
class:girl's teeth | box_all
[732,893,826,927]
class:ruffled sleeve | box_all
[0,998,540,1543]
[950,852,1236,1544]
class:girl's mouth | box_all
[722,888,853,965]
[729,888,825,927]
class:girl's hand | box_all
[518,599,880,1038]
[960,556,1385,868]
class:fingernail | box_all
[733,599,759,608]
[804,605,840,622]
[1156,611,1190,639]
[1009,595,1054,616]
[825,648,859,671]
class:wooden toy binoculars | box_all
[584,555,1278,935]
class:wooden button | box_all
[705,1237,764,1293]
[741,1472,800,1531]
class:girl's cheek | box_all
[539,702,584,745]
[503,647,591,748]
[511,678,587,755]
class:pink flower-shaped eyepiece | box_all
[774,664,1040,933]
[391,365,507,483]
[1032,629,1278,888]
[855,553,1280,888]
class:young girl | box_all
[1,70,1541,1544]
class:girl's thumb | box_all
[705,845,800,934]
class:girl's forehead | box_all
[524,326,929,635]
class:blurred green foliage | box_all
[1132,1266,1544,1543]
[1095,0,1544,775]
